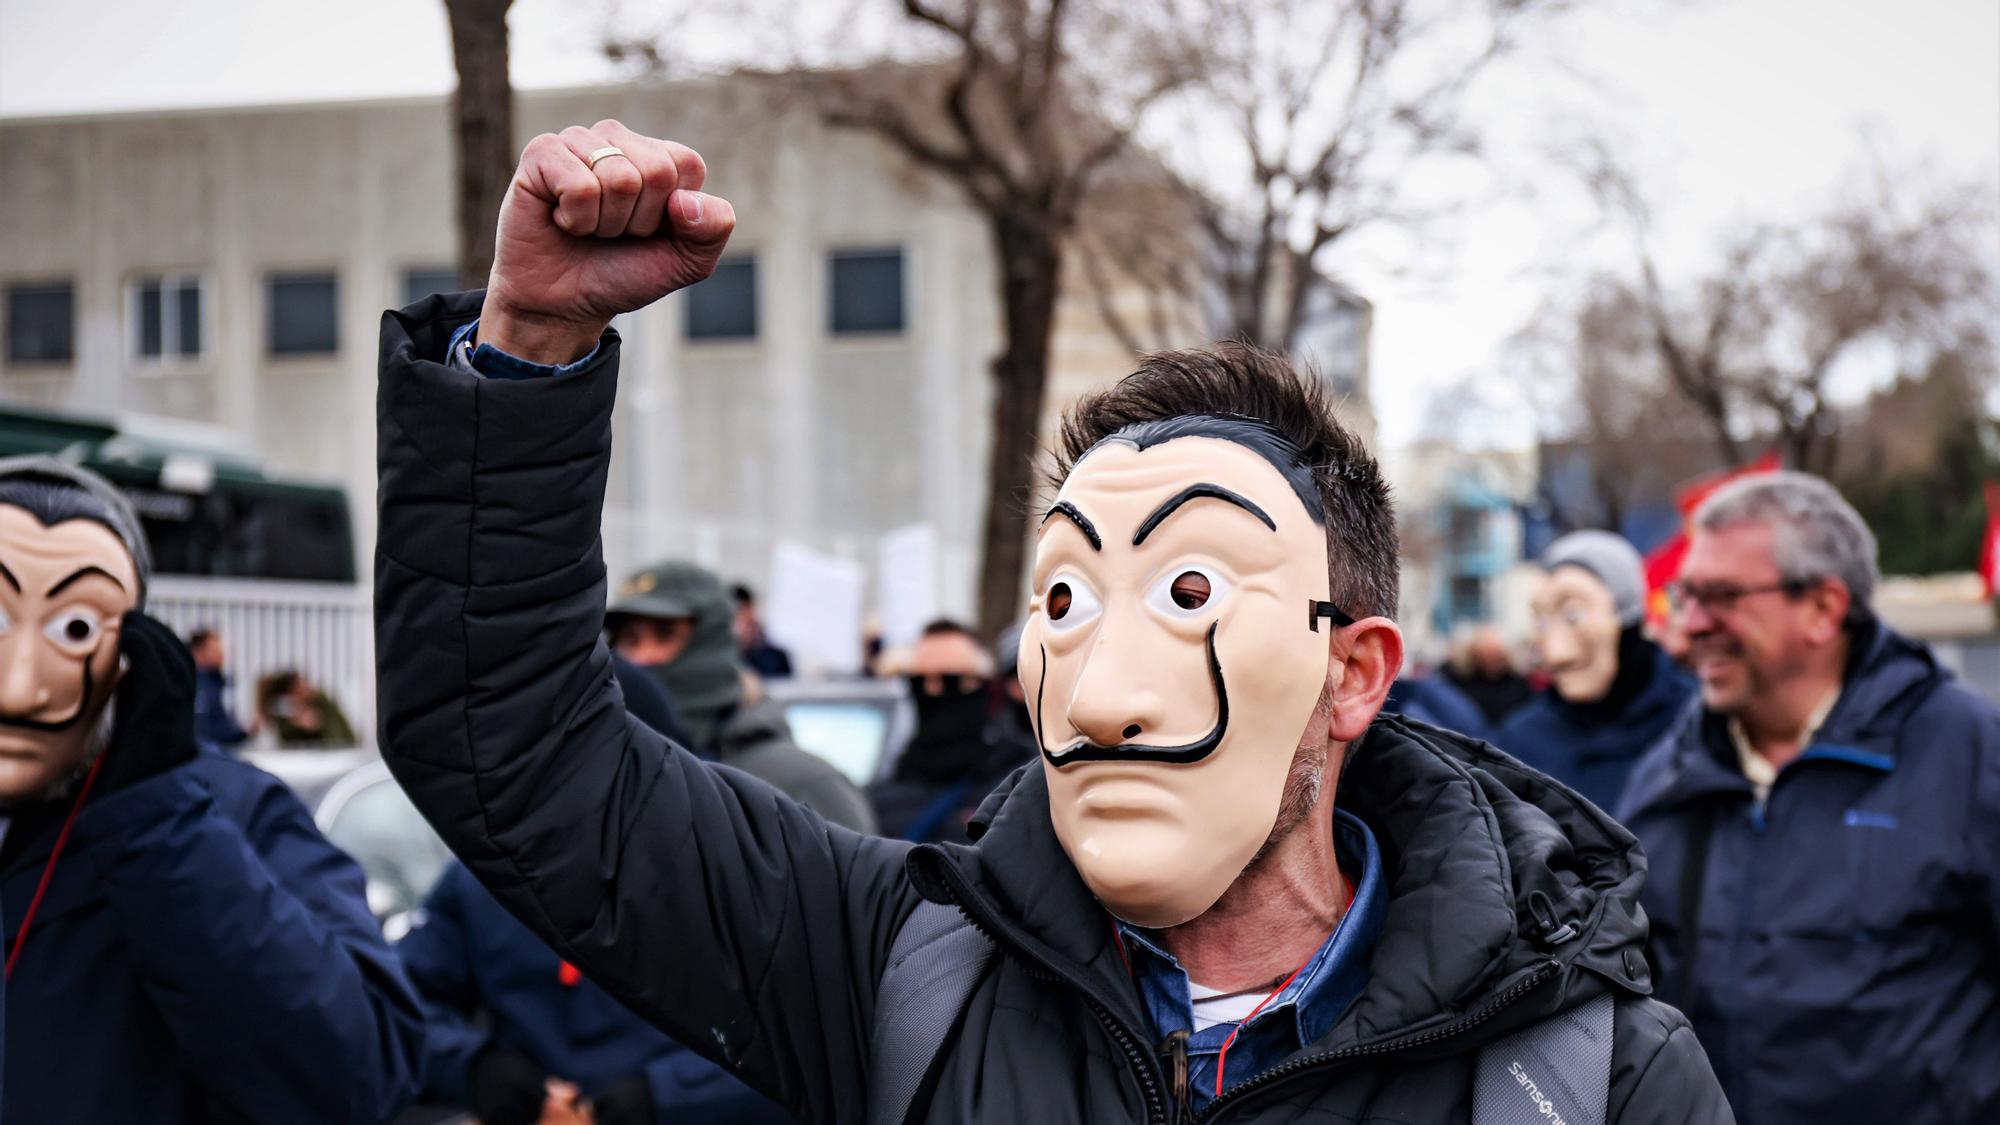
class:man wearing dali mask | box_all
[0,457,424,1124]
[373,120,1728,1125]
[1497,531,1697,814]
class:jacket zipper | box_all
[1191,959,1563,1121]
[937,892,1171,1124]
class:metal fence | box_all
[147,576,374,746]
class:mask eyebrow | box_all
[1132,483,1277,546]
[1040,501,1102,551]
[46,565,126,598]
[0,558,17,593]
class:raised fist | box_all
[479,120,736,365]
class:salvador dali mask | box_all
[1529,565,1621,705]
[1018,425,1339,929]
[0,503,138,799]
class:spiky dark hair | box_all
[1052,343,1398,620]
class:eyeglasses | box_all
[1664,579,1810,616]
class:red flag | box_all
[1642,451,1783,624]
[1980,482,2000,598]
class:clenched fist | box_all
[479,120,736,366]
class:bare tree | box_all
[610,2,1200,635]
[1105,0,1570,354]
[1581,147,1995,474]
[444,0,516,288]
[1511,285,1724,532]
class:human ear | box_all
[1807,579,1852,644]
[1328,618,1404,743]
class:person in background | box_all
[732,583,793,679]
[1621,472,2000,1123]
[1441,623,1534,726]
[1380,670,1491,741]
[0,457,423,1123]
[1497,531,1694,812]
[608,560,876,833]
[187,626,252,749]
[257,668,359,747]
[868,619,1037,842]
[400,861,796,1125]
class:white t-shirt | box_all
[1187,981,1272,1033]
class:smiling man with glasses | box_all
[1620,470,2000,1124]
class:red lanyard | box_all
[5,753,107,981]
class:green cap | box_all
[607,560,720,622]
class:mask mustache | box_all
[0,659,94,733]
[1039,622,1230,768]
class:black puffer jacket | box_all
[374,291,1730,1125]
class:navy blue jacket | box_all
[0,746,426,1123]
[399,862,793,1124]
[193,666,250,747]
[1497,644,1695,814]
[1620,620,2000,1124]
[1383,674,1490,743]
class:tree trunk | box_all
[976,212,1064,639]
[445,0,516,289]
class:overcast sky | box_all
[3,0,1994,449]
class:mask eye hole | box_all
[44,609,103,653]
[1169,571,1211,610]
[1146,566,1230,620]
[1043,574,1102,633]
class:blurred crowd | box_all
[7,448,1995,1124]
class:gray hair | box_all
[1693,471,1877,625]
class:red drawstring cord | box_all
[1211,958,1308,1096]
[5,753,107,981]
[1212,878,1359,1096]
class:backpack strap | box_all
[867,899,997,1125]
[1472,992,1617,1125]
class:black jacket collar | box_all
[906,714,1651,1050]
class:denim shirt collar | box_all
[1116,809,1387,1106]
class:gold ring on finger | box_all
[586,145,628,170]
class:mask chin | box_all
[0,701,114,802]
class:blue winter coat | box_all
[1619,620,2000,1124]
[1382,675,1491,743]
[1496,647,1695,814]
[398,861,794,1124]
[193,666,250,747]
[0,746,426,1123]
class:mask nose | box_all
[0,634,55,719]
[1539,623,1580,669]
[1062,622,1172,748]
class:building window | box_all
[401,267,461,307]
[1448,505,1485,556]
[1450,574,1488,621]
[686,257,758,340]
[5,282,75,364]
[268,273,339,356]
[828,248,904,335]
[132,275,203,360]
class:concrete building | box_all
[1384,441,1541,662]
[0,77,1373,624]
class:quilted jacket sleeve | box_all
[374,291,918,1125]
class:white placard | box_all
[876,523,938,649]
[764,540,867,676]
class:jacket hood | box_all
[1624,618,1949,816]
[910,713,1651,1051]
[618,562,741,746]
[716,695,794,758]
